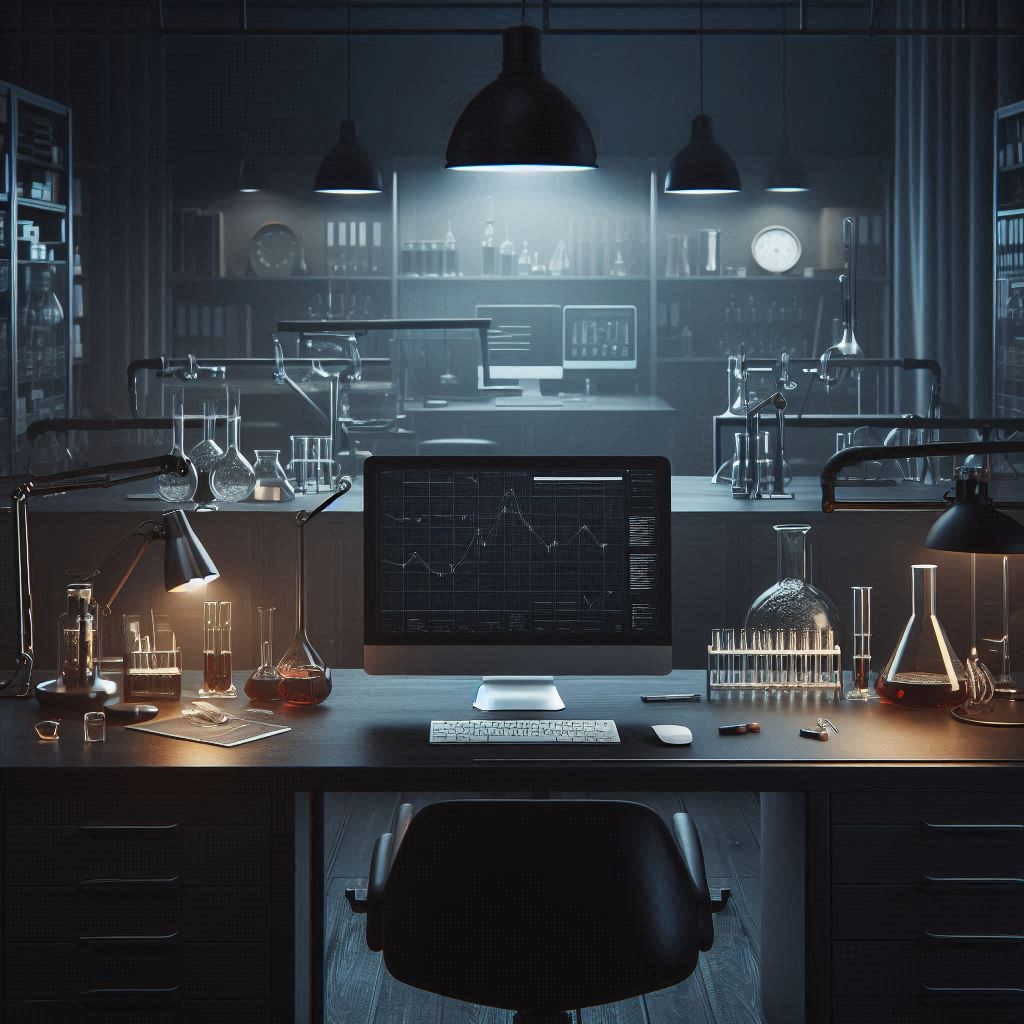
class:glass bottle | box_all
[518,242,530,276]
[481,197,496,275]
[745,524,841,637]
[156,389,198,503]
[277,520,332,696]
[876,564,968,709]
[245,606,283,701]
[499,226,516,276]
[210,390,256,502]
[57,585,94,690]
[250,449,295,503]
[443,220,459,277]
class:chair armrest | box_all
[672,812,714,952]
[365,802,415,952]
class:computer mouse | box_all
[105,703,160,723]
[652,724,693,746]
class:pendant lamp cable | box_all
[780,0,787,128]
[522,0,527,26]
[698,0,704,114]
[346,0,352,121]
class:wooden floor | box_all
[324,792,765,1024]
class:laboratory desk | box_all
[0,671,1022,1024]
[404,394,676,457]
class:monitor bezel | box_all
[363,455,672,649]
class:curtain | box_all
[893,1,1002,417]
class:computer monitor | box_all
[363,455,672,710]
[476,304,563,402]
[563,305,638,371]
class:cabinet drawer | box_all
[5,885,273,942]
[5,790,276,827]
[832,997,1024,1024]
[4,942,274,1001]
[5,999,274,1023]
[831,823,1023,883]
[832,939,1024,998]
[4,826,272,885]
[832,792,1024,825]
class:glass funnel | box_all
[156,389,198,503]
[277,521,331,688]
[251,450,295,503]
[210,390,256,502]
[876,564,968,709]
[745,524,841,636]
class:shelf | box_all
[656,356,719,363]
[16,197,67,213]
[15,155,66,172]
[657,274,891,284]
[997,207,1024,218]
[399,274,647,283]
[18,259,67,266]
[171,274,389,285]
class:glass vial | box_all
[156,388,198,503]
[876,565,967,709]
[210,389,256,502]
[58,584,94,690]
[245,606,283,701]
[481,197,496,275]
[499,226,516,276]
[847,586,876,700]
[83,711,105,743]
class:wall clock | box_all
[249,221,300,277]
[751,225,802,274]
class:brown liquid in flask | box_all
[278,666,331,706]
[875,564,967,709]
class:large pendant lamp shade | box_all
[446,25,597,173]
[664,0,740,195]
[314,0,382,194]
[664,115,741,195]
[315,119,383,194]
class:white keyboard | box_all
[430,719,620,744]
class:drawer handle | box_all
[923,822,1023,832]
[923,875,1024,886]
[924,931,1024,943]
[79,986,181,1008]
[79,823,180,833]
[79,931,180,946]
[922,985,1024,999]
[79,876,181,893]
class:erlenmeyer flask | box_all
[250,450,295,503]
[210,390,256,502]
[156,389,198,503]
[745,524,840,636]
[876,564,968,709]
[277,520,331,696]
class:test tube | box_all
[710,629,722,686]
[848,587,875,700]
[738,629,749,686]
[723,628,736,686]
[787,629,797,685]
[774,629,786,687]
[801,627,812,684]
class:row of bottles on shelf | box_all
[997,214,1024,275]
[724,294,804,326]
[325,219,387,275]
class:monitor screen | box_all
[476,304,564,381]
[363,456,672,676]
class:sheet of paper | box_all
[126,715,291,747]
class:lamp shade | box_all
[764,133,809,192]
[162,510,220,592]
[924,472,1024,554]
[314,119,384,195]
[445,25,597,172]
[664,115,741,195]
[238,156,263,192]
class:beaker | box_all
[251,450,295,503]
[745,524,841,637]
[875,564,968,709]
[245,606,283,701]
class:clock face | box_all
[751,225,802,274]
[249,222,299,277]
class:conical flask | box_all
[745,524,840,635]
[277,521,331,689]
[876,564,967,709]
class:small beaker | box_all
[83,711,105,743]
[251,450,295,503]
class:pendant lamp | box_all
[765,0,809,192]
[314,0,383,194]
[238,156,262,193]
[445,13,597,173]
[664,0,741,195]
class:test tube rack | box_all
[706,628,842,701]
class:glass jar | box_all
[876,564,968,709]
[156,389,198,503]
[745,524,841,636]
[250,450,295,503]
[210,391,256,502]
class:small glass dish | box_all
[35,720,61,741]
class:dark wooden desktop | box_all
[1,671,1021,1024]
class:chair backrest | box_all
[380,799,704,1011]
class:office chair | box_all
[346,799,721,1024]
[418,437,500,456]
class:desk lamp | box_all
[1,455,219,705]
[821,439,1024,725]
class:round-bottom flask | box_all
[157,392,198,502]
[210,401,256,502]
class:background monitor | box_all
[476,304,563,397]
[563,305,638,371]
[363,455,672,709]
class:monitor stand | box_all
[494,379,563,407]
[474,676,566,712]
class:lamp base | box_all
[35,677,118,710]
[951,700,1024,728]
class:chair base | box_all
[513,1012,573,1024]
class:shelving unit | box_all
[0,80,74,475]
[994,99,1024,417]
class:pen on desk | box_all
[641,694,702,703]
